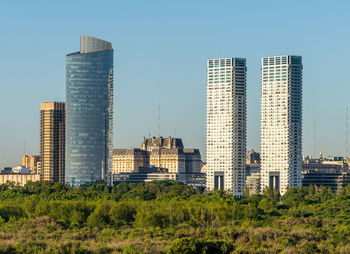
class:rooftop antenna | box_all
[158,103,160,138]
[157,103,161,169]
[346,107,349,159]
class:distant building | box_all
[112,136,202,174]
[22,155,40,174]
[246,163,261,176]
[302,169,350,193]
[40,102,65,182]
[246,150,260,165]
[112,171,178,183]
[245,172,261,195]
[0,173,40,186]
[111,167,206,189]
[113,148,148,173]
[11,166,31,174]
[1,167,12,174]
[201,162,207,173]
[302,155,348,172]
[0,166,39,186]
[301,156,350,192]
[178,173,206,188]
[246,150,261,176]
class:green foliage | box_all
[110,202,137,225]
[0,180,349,253]
[167,237,234,254]
[122,244,142,254]
[263,186,280,202]
[135,204,170,228]
[0,205,27,221]
[167,237,196,254]
[87,203,112,228]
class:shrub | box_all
[87,203,111,228]
[0,205,27,222]
[110,202,137,225]
[167,237,234,254]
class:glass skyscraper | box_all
[66,35,113,187]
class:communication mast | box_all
[313,118,316,159]
[346,107,349,159]
[158,103,160,138]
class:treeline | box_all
[0,180,196,202]
[0,181,350,253]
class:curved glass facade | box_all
[66,36,113,187]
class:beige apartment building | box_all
[21,155,40,173]
[113,136,202,174]
[40,102,65,182]
[0,174,40,186]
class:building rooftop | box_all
[80,35,112,53]
[141,136,184,151]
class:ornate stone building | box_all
[112,148,148,173]
[112,137,202,174]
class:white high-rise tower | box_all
[206,58,247,196]
[260,55,303,195]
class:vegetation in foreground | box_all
[0,181,350,253]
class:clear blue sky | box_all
[1,0,350,168]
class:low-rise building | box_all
[302,169,350,192]
[1,167,12,174]
[245,172,261,195]
[113,136,202,174]
[110,164,206,188]
[111,172,178,183]
[11,166,31,174]
[302,155,348,172]
[0,173,40,186]
[111,171,206,188]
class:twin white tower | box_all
[206,55,303,196]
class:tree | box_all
[243,185,250,198]
[86,203,111,228]
[167,237,197,254]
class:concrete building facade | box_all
[260,55,303,195]
[40,102,65,182]
[206,58,247,196]
[0,174,40,187]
